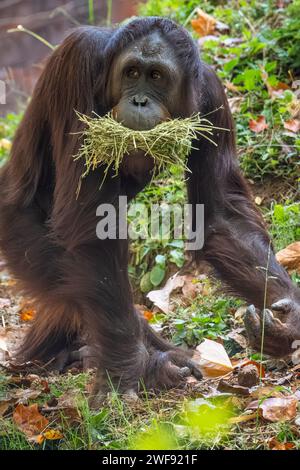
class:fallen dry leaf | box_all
[42,393,81,425]
[283,119,300,133]
[143,310,154,321]
[250,386,284,399]
[194,338,233,378]
[14,388,42,404]
[19,306,36,322]
[37,429,63,445]
[0,325,28,362]
[147,273,185,313]
[268,437,295,450]
[217,379,250,396]
[228,97,243,113]
[229,412,258,424]
[225,81,241,94]
[13,403,49,439]
[249,115,268,133]
[276,242,300,273]
[269,82,289,99]
[181,275,204,298]
[191,9,217,36]
[248,396,298,422]
[261,70,290,100]
[0,400,14,417]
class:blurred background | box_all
[0,0,144,115]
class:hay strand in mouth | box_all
[73,111,228,191]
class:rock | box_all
[238,364,259,388]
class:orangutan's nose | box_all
[132,95,148,107]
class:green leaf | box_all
[150,265,166,287]
[155,254,166,266]
[140,272,153,293]
[223,58,239,73]
[169,249,185,268]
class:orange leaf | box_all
[248,397,298,422]
[36,434,45,445]
[194,338,233,378]
[13,404,49,439]
[249,116,268,133]
[268,437,295,450]
[283,119,300,133]
[20,307,36,322]
[143,310,154,321]
[276,242,300,272]
[191,9,217,37]
[42,429,63,441]
[268,82,290,99]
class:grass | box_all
[2,370,300,450]
[74,111,222,191]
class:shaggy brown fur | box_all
[0,18,299,394]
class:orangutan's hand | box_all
[244,298,300,358]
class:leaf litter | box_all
[1,259,300,449]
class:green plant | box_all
[0,112,22,164]
[140,0,300,182]
[167,294,238,347]
[268,202,300,251]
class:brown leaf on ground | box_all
[42,393,81,425]
[36,429,63,445]
[229,412,258,424]
[247,396,298,422]
[226,329,247,349]
[13,403,49,439]
[250,386,285,399]
[254,196,263,206]
[191,9,217,36]
[181,275,205,299]
[19,305,36,322]
[249,115,268,133]
[0,398,15,417]
[268,437,295,450]
[147,273,204,313]
[268,82,289,99]
[228,97,243,113]
[0,325,29,362]
[276,242,300,273]
[283,119,300,133]
[194,339,233,378]
[147,272,185,313]
[14,388,42,404]
[225,81,241,94]
[217,379,250,396]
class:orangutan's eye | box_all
[126,67,140,79]
[151,70,161,80]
